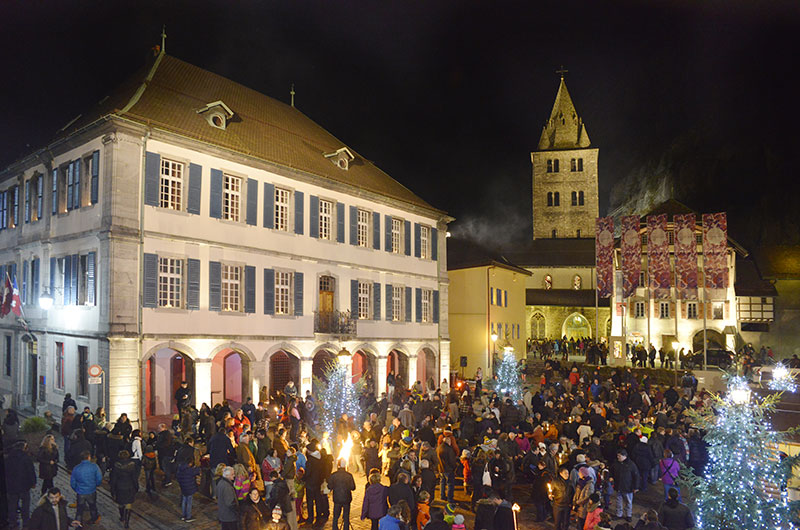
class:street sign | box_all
[88,364,103,378]
[89,376,102,385]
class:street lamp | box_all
[337,347,352,363]
[38,289,54,310]
[490,333,498,374]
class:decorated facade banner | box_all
[674,213,698,300]
[703,212,729,290]
[620,215,641,299]
[647,214,671,299]
[595,217,614,298]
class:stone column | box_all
[194,359,213,409]
[376,356,388,396]
[408,356,418,387]
[249,361,266,404]
[439,340,451,383]
[299,357,313,395]
[108,337,140,426]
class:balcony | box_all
[314,310,357,336]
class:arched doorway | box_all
[313,350,336,382]
[531,313,546,339]
[269,351,299,398]
[416,348,438,391]
[693,329,726,353]
[388,349,409,390]
[352,350,376,393]
[144,347,195,418]
[211,348,245,408]
[562,312,591,340]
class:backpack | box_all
[142,445,157,471]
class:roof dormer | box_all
[323,147,355,170]
[196,100,234,130]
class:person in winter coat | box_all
[658,449,681,501]
[28,488,81,530]
[208,429,235,469]
[610,449,640,522]
[377,504,405,530]
[435,436,458,503]
[584,493,604,530]
[142,443,158,497]
[632,437,655,492]
[110,450,138,528]
[176,460,201,522]
[70,451,102,524]
[304,442,325,525]
[328,459,356,530]
[530,459,551,522]
[658,487,695,530]
[5,440,37,529]
[361,472,389,530]
[239,488,271,530]
[573,466,596,530]
[387,472,416,523]
[37,435,60,496]
[549,467,575,530]
[66,431,92,471]
[216,466,239,530]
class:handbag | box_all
[482,464,492,486]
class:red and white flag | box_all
[0,274,11,318]
[8,275,22,317]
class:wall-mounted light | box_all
[39,289,54,311]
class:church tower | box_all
[531,74,599,240]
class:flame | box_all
[337,433,354,464]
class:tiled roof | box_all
[735,258,778,297]
[503,238,596,267]
[54,54,442,214]
[526,288,609,307]
[447,237,531,275]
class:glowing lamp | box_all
[337,347,352,364]
[491,333,498,343]
[672,341,680,350]
[39,290,54,310]
[728,377,752,405]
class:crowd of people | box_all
[1,355,712,530]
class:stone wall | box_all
[525,305,611,341]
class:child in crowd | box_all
[416,490,431,529]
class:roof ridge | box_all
[119,51,165,114]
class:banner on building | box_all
[673,213,698,300]
[703,212,728,293]
[620,215,641,299]
[595,217,614,298]
[647,214,671,299]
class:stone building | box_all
[0,51,451,429]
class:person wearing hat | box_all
[265,505,290,530]
[328,458,356,530]
[610,449,640,522]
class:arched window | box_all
[576,229,581,238]
[551,229,557,239]
[578,158,584,171]
[553,159,560,172]
[570,158,577,172]
[531,313,546,339]
[571,191,577,206]
[547,192,553,206]
[547,160,553,173]
[579,191,585,206]
[554,192,560,206]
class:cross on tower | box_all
[556,65,568,79]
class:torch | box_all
[512,502,521,530]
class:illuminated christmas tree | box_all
[767,363,797,393]
[494,346,523,402]
[682,376,799,530]
[314,352,361,438]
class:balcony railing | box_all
[314,310,357,335]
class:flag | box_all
[9,275,22,317]
[674,213,698,300]
[595,217,615,298]
[620,215,641,299]
[703,212,728,292]
[647,214,671,299]
[0,274,11,318]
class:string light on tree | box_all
[767,363,797,393]
[493,338,523,402]
[682,375,799,530]
[314,347,362,437]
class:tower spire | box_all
[290,83,295,107]
[161,25,167,54]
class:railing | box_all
[314,310,357,335]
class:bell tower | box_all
[531,71,599,240]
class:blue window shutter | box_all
[244,265,256,313]
[336,202,345,243]
[404,221,411,255]
[415,288,422,322]
[384,215,392,252]
[209,169,223,219]
[144,152,160,207]
[24,181,30,223]
[66,164,73,211]
[263,268,275,315]
[433,290,440,324]
[22,260,27,303]
[414,223,421,257]
[309,196,319,238]
[294,272,304,316]
[385,283,392,321]
[246,178,258,226]
[86,253,95,306]
[187,163,202,215]
[70,255,78,305]
[186,258,200,310]
[294,191,304,234]
[490,287,494,305]
[209,261,221,311]
[405,287,412,322]
[504,290,508,307]
[373,282,381,320]
[431,227,438,261]
[91,150,100,204]
[72,160,81,209]
[349,206,358,245]
[143,253,158,308]
[51,169,58,215]
[49,257,56,295]
[32,259,40,305]
[351,279,359,317]
[372,212,381,250]
[36,174,43,218]
[263,182,274,228]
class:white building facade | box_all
[0,53,451,430]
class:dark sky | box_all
[3,1,799,242]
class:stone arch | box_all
[415,345,439,392]
[388,348,410,390]
[208,342,257,363]
[311,342,340,360]
[352,343,378,392]
[142,342,197,362]
[268,349,300,400]
[604,317,612,339]
[561,312,592,340]
[692,328,726,353]
[262,343,303,363]
[141,342,197,423]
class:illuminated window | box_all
[712,302,724,320]
[358,281,371,319]
[275,187,291,231]
[391,218,402,253]
[318,199,333,240]
[419,225,430,259]
[159,158,183,210]
[357,209,370,247]
[275,271,292,315]
[158,257,183,308]
[222,174,241,222]
[392,285,403,321]
[421,289,432,323]
[221,264,242,312]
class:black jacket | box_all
[658,499,695,530]
[29,497,74,530]
[4,447,36,494]
[328,469,356,504]
[611,457,640,494]
[550,475,574,508]
[387,481,416,512]
[305,452,324,489]
[111,458,139,505]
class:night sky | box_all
[3,1,799,245]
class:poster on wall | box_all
[595,217,614,298]
[674,213,698,300]
[621,215,641,299]
[703,212,728,297]
[647,214,671,299]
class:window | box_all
[274,187,291,231]
[639,271,646,287]
[358,281,371,319]
[275,271,292,315]
[357,209,370,247]
[737,296,774,322]
[576,229,581,238]
[553,159,560,172]
[77,346,88,397]
[634,301,646,318]
[419,225,430,259]
[24,179,31,223]
[9,186,18,228]
[553,192,560,206]
[391,218,402,253]
[3,335,10,377]
[547,160,553,173]
[55,342,64,390]
[392,285,403,321]
[221,264,242,311]
[641,233,648,245]
[0,190,6,229]
[34,174,42,221]
[712,302,723,320]
[51,168,58,215]
[571,158,577,172]
[686,302,698,319]
[490,287,495,305]
[547,192,553,207]
[571,191,577,206]
[158,257,183,308]
[222,174,241,222]
[319,199,333,240]
[668,231,674,245]
[659,301,670,319]
[159,158,183,210]
[579,191,584,206]
[578,158,583,171]
[421,289,432,323]
[552,229,557,238]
